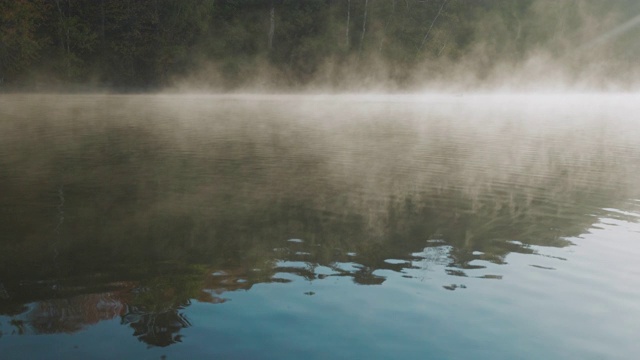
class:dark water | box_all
[1,94,639,359]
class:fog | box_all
[2,1,640,93]
[168,0,640,93]
[3,3,640,358]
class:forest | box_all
[1,0,640,91]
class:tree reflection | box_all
[1,96,639,346]
[28,293,127,334]
[122,306,190,347]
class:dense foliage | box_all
[1,0,639,90]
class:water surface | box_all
[1,94,639,359]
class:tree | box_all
[52,0,98,79]
[0,0,47,84]
[417,0,450,56]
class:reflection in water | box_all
[123,306,190,347]
[28,291,127,334]
[0,95,639,351]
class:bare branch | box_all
[417,0,449,55]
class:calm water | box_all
[1,94,639,359]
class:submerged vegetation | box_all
[2,0,640,91]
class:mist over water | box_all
[1,94,639,358]
[3,1,640,358]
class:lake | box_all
[1,94,639,359]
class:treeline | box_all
[1,0,639,91]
